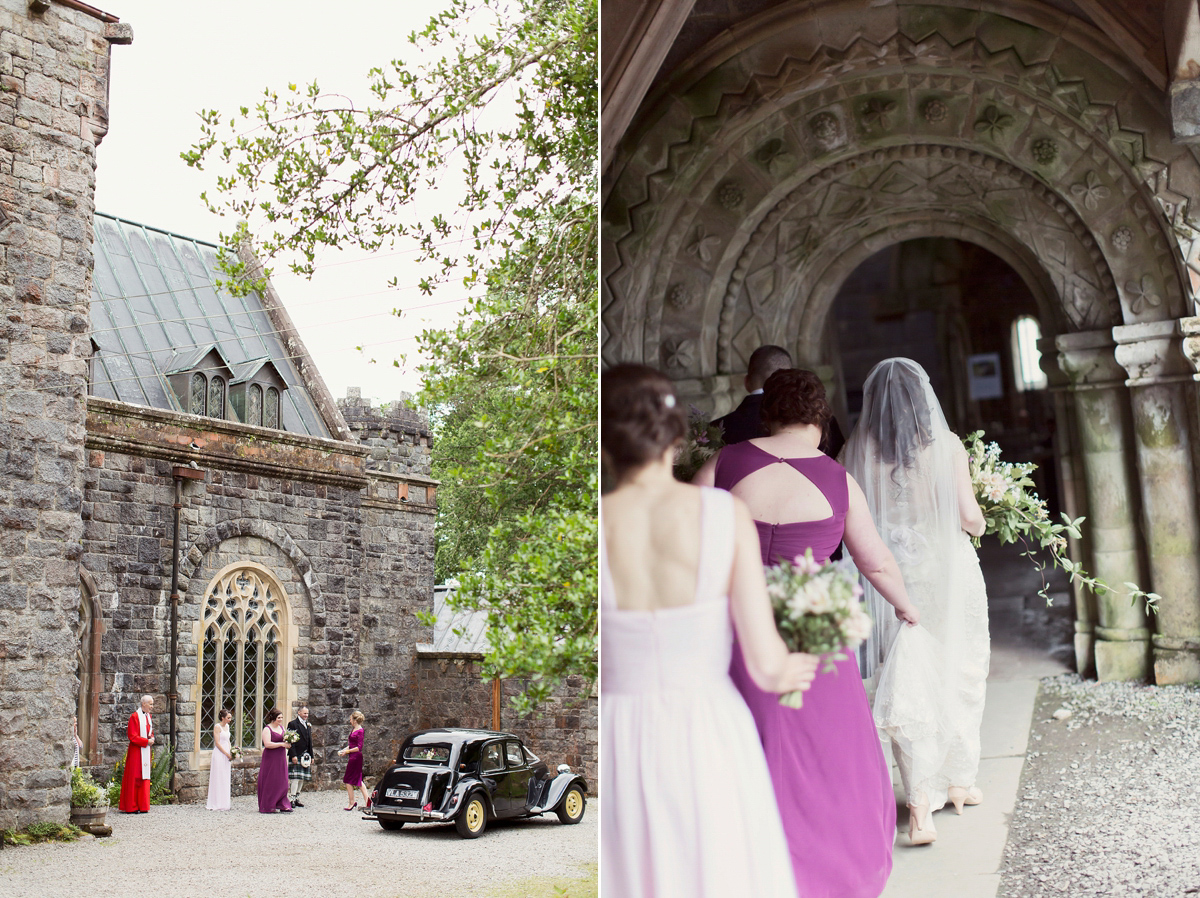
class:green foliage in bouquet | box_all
[766,549,872,708]
[964,431,1159,610]
[673,406,724,482]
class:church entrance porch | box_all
[603,0,1200,684]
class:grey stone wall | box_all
[0,0,129,829]
[81,397,436,804]
[413,655,597,788]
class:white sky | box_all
[93,0,475,405]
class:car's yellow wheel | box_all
[556,786,585,824]
[456,795,487,838]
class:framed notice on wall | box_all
[967,352,1003,400]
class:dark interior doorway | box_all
[829,237,1073,670]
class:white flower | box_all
[805,578,832,614]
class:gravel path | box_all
[999,674,1200,897]
[0,787,597,898]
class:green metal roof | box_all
[89,213,331,438]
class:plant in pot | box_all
[70,766,110,834]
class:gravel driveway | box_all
[999,674,1200,897]
[0,787,597,898]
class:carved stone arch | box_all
[713,145,1120,373]
[180,518,321,612]
[787,210,1066,367]
[603,0,1199,377]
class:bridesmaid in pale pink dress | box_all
[601,364,819,898]
[206,707,233,811]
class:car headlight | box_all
[557,764,571,774]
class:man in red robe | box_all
[118,695,155,813]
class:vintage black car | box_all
[369,728,588,838]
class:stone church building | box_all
[604,0,1200,687]
[0,0,595,829]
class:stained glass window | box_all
[248,384,263,426]
[190,373,207,416]
[195,565,287,754]
[208,376,225,420]
[264,387,279,430]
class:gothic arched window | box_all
[190,373,207,416]
[248,384,263,427]
[208,376,225,420]
[264,387,279,430]
[196,563,287,752]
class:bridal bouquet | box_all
[673,405,724,481]
[767,549,873,708]
[964,431,1158,610]
[283,730,299,745]
[230,747,242,760]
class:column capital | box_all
[1179,316,1200,381]
[1055,329,1123,389]
[1113,319,1191,387]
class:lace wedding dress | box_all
[843,358,990,815]
[206,723,232,811]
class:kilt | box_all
[288,759,312,782]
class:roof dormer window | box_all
[168,346,233,421]
[229,358,288,431]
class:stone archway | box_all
[603,0,1200,683]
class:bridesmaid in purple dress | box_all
[257,708,293,813]
[697,369,919,898]
[339,710,371,811]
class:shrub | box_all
[70,766,107,808]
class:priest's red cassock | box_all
[118,709,153,812]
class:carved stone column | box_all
[1040,336,1094,677]
[1118,317,1200,684]
[1056,331,1149,681]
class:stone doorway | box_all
[603,0,1200,683]
[830,236,1071,666]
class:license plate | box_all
[386,788,420,800]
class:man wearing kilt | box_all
[286,706,314,807]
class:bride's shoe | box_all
[948,786,983,815]
[907,800,937,846]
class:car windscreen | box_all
[402,743,452,765]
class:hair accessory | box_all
[663,394,676,408]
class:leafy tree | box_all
[183,0,597,710]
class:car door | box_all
[501,740,534,815]
[479,740,508,816]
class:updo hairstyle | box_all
[761,368,832,430]
[265,708,283,725]
[350,710,365,725]
[601,364,686,480]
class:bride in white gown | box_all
[206,707,233,811]
[842,358,989,845]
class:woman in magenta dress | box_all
[697,368,919,898]
[339,710,371,811]
[257,707,293,813]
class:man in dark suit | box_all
[712,345,846,458]
[286,705,314,807]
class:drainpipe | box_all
[169,465,205,786]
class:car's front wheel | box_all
[556,786,586,824]
[455,794,488,838]
[377,817,405,831]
